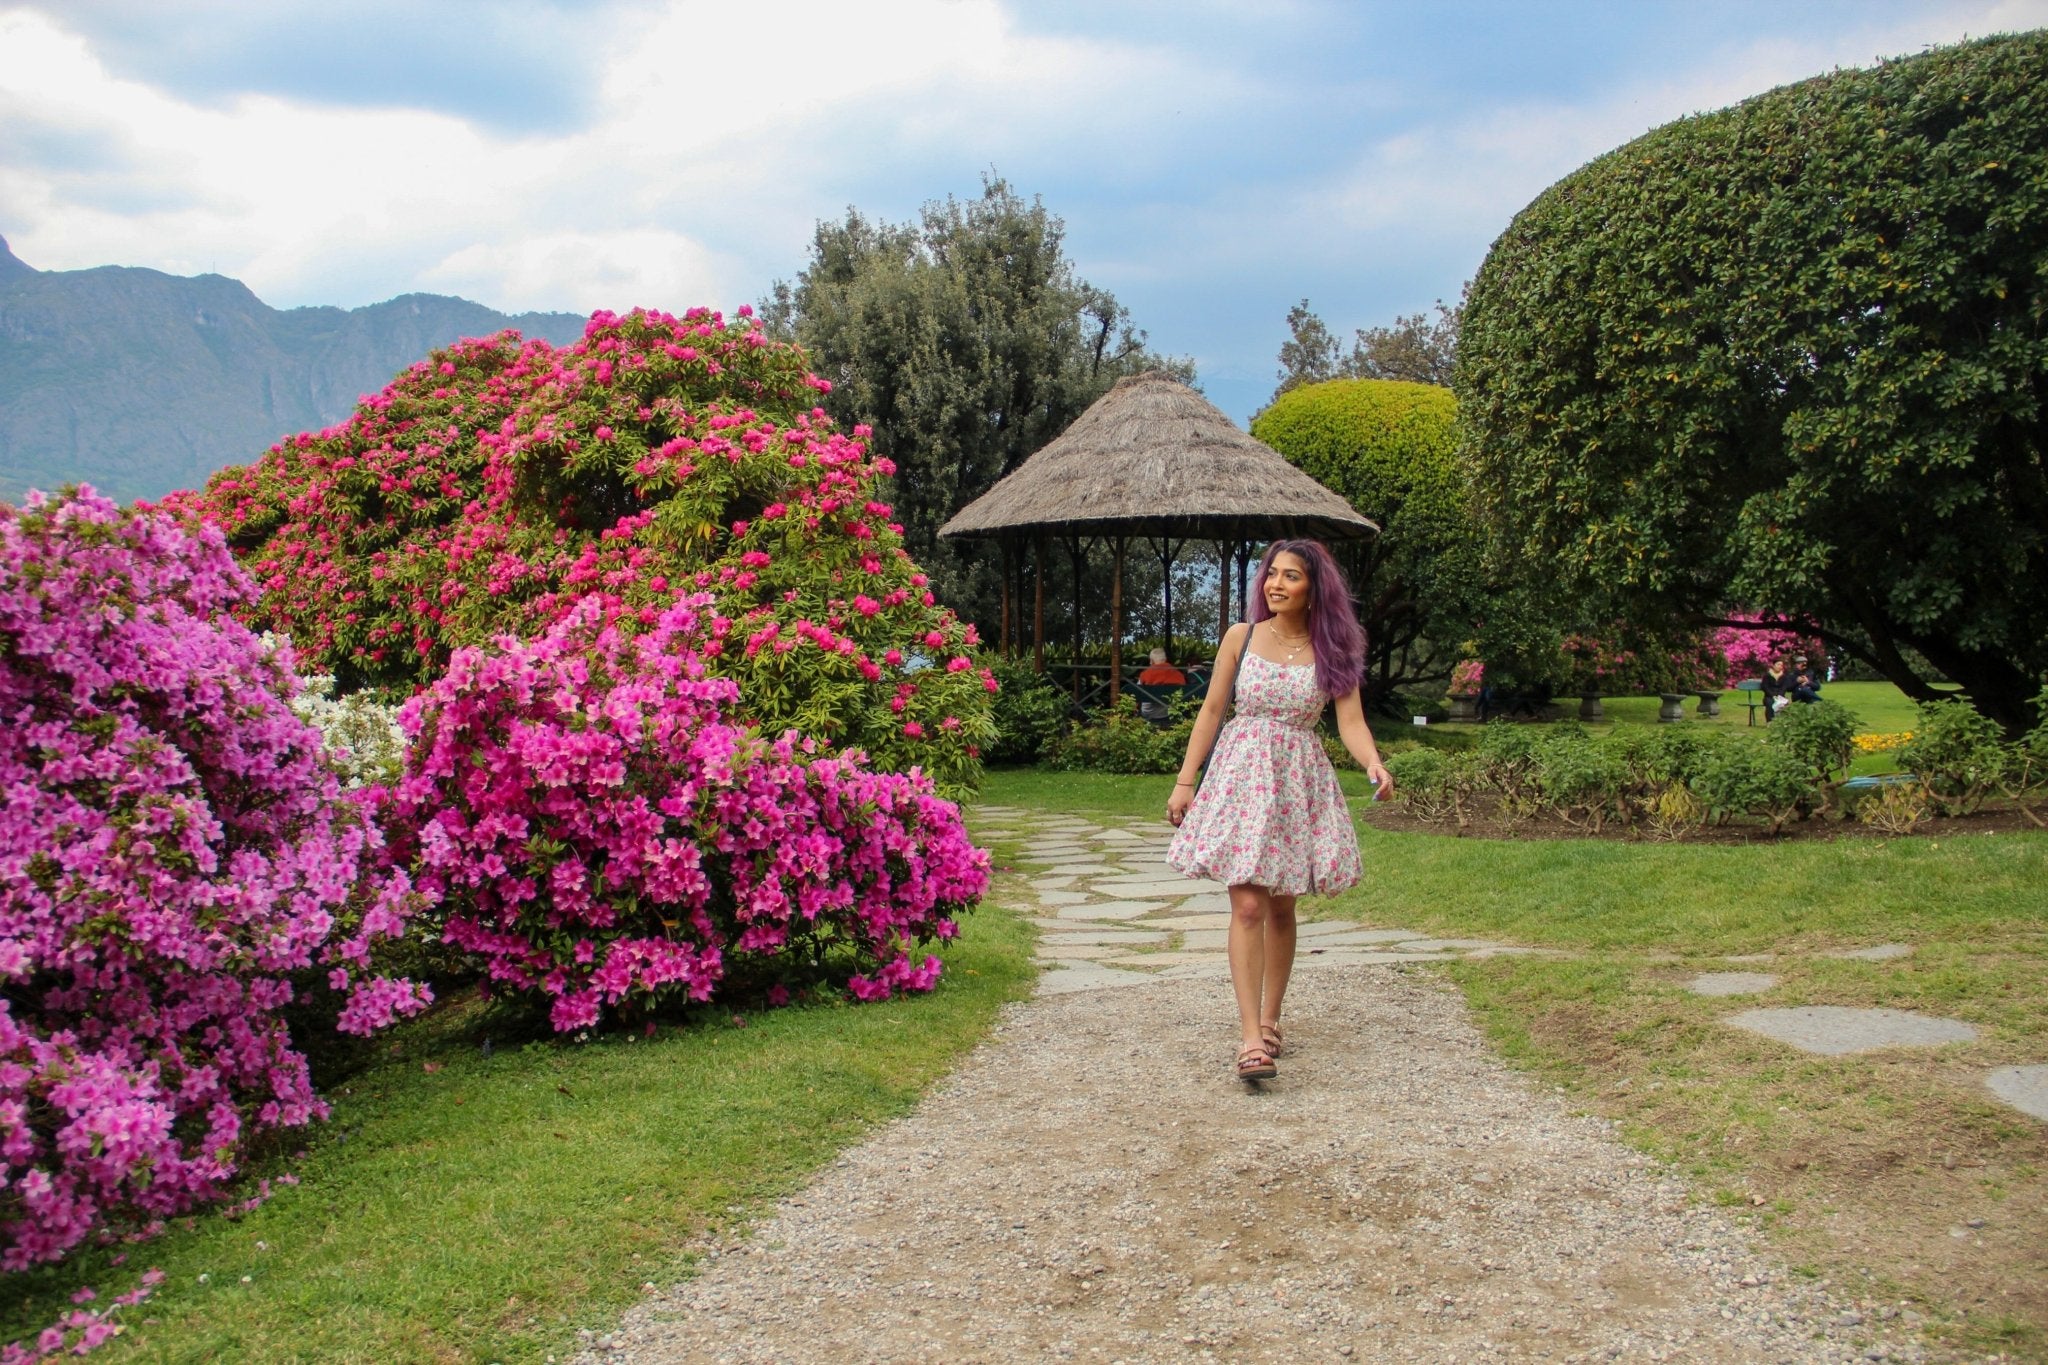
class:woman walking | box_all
[1166,540,1393,1081]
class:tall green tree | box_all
[1458,32,2048,731]
[1251,378,1481,705]
[1273,296,1463,399]
[763,177,1190,636]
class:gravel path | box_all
[580,813,1933,1364]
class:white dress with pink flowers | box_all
[1167,652,1363,896]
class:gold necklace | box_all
[1268,622,1311,662]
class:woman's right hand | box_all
[1167,780,1195,826]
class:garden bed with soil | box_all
[1356,795,2045,844]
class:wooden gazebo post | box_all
[998,538,1013,657]
[1108,536,1127,707]
[1032,536,1046,675]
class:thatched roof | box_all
[938,370,1378,543]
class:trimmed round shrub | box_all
[164,308,994,794]
[384,593,989,1031]
[0,489,426,1272]
[1250,378,1479,699]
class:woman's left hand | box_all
[1366,760,1394,802]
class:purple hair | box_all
[1248,539,1367,699]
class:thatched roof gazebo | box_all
[939,370,1377,705]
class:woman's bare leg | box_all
[1228,883,1273,1052]
[1260,893,1299,1039]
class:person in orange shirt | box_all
[1136,647,1185,686]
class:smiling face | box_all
[1263,551,1311,622]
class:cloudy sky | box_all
[3,0,2044,421]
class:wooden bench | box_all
[1734,678,1766,726]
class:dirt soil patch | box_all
[1359,796,2044,844]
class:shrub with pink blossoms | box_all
[0,489,428,1274]
[165,307,994,794]
[1712,614,1828,680]
[385,593,989,1031]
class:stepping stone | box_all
[1310,928,1432,947]
[1299,948,1458,965]
[1036,963,1160,995]
[1296,921,1369,939]
[1034,890,1093,906]
[1144,913,1231,931]
[1821,943,1915,962]
[1986,1065,2048,1122]
[1689,972,1779,997]
[1175,891,1232,914]
[1035,928,1170,945]
[1053,900,1170,922]
[1155,954,1233,976]
[1178,929,1228,952]
[1030,875,1076,889]
[1388,937,1501,952]
[1721,953,1775,963]
[1095,829,1147,843]
[1042,863,1116,877]
[1035,943,1125,961]
[1091,877,1216,898]
[1726,1006,1978,1056]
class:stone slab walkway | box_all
[963,804,1530,994]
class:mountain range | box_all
[0,236,589,505]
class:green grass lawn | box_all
[1,907,1038,1364]
[976,764,2048,1356]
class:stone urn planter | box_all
[1578,694,1605,721]
[1446,692,1481,723]
[1657,693,1688,723]
[1695,691,1722,718]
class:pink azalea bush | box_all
[383,593,989,1031]
[1712,614,1828,680]
[162,307,994,794]
[0,489,428,1275]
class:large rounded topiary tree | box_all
[1459,31,2048,731]
[1250,378,1480,704]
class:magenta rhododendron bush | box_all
[384,594,990,1030]
[0,490,428,1272]
[165,307,995,793]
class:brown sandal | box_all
[1235,1043,1277,1081]
[1260,1023,1284,1059]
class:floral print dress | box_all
[1167,651,1363,896]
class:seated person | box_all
[1136,648,1185,686]
[1759,657,1791,718]
[1135,648,1184,721]
[1789,654,1823,704]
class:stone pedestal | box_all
[1578,694,1605,721]
[1657,693,1687,722]
[1446,692,1480,723]
[1695,691,1722,718]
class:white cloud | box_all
[420,229,748,316]
[0,0,1224,315]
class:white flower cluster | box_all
[261,632,409,787]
